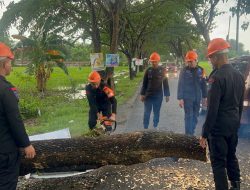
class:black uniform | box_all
[202,64,245,190]
[140,66,170,129]
[0,76,31,190]
[86,81,117,130]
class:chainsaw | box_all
[98,116,117,135]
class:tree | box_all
[230,0,250,30]
[1,0,211,79]
[93,0,125,89]
[0,0,123,89]
[228,0,250,54]
[118,0,170,79]
[19,131,207,176]
[13,32,68,92]
[184,0,221,44]
[67,43,92,62]
[227,38,250,58]
[141,1,204,63]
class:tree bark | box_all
[188,0,220,45]
[86,0,101,53]
[36,63,49,92]
[20,131,207,176]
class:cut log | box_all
[20,131,207,176]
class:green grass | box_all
[8,67,92,90]
[7,66,143,137]
[199,61,213,75]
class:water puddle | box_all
[56,71,129,100]
[56,84,86,100]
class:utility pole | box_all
[236,0,241,55]
[226,16,231,41]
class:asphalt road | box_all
[110,71,250,190]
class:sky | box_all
[210,0,250,51]
[1,0,250,51]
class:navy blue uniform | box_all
[202,64,244,190]
[0,76,31,190]
[140,66,170,129]
[177,65,207,135]
[86,81,117,130]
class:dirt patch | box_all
[24,118,38,127]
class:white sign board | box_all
[29,128,71,141]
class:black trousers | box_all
[208,133,240,190]
[88,106,112,130]
[0,151,20,190]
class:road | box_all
[107,71,250,190]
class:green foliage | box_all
[19,96,41,119]
[142,1,204,59]
[229,0,250,30]
[7,66,142,137]
[67,44,92,61]
[11,33,70,91]
[0,0,90,43]
[1,0,215,64]
[228,39,250,58]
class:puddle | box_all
[56,84,87,100]
[114,70,128,78]
[67,89,86,99]
[56,71,129,100]
[57,86,71,91]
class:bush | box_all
[19,98,41,119]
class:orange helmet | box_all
[0,42,14,60]
[185,51,198,62]
[149,52,160,62]
[88,71,101,83]
[207,38,230,57]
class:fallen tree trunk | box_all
[20,131,207,176]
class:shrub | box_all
[19,98,41,119]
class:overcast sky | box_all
[1,0,250,51]
[210,0,250,51]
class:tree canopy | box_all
[1,0,244,65]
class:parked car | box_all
[229,55,250,138]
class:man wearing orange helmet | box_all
[177,50,207,135]
[200,38,244,190]
[0,42,36,189]
[85,71,117,131]
[140,52,170,130]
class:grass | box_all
[7,66,143,137]
[199,61,213,75]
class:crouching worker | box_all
[85,71,117,131]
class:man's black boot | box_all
[230,181,240,190]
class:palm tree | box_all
[12,32,68,92]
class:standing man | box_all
[85,71,117,131]
[0,42,36,190]
[200,38,244,190]
[177,50,207,135]
[140,52,170,130]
